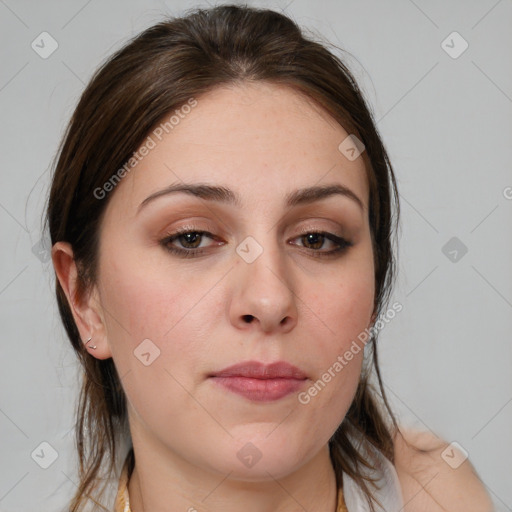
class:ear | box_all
[51,241,112,360]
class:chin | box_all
[203,432,321,481]
[215,456,305,483]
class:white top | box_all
[342,440,404,511]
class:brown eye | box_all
[177,232,203,249]
[290,231,352,258]
[301,233,326,250]
[160,229,222,259]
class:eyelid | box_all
[160,221,218,239]
[162,222,346,243]
[160,224,352,261]
[162,227,221,246]
[294,223,342,236]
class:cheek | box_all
[305,261,375,350]
[298,250,374,392]
[301,281,370,392]
[292,250,374,406]
[98,242,209,337]
[97,259,214,428]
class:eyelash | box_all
[160,227,353,259]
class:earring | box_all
[85,336,97,350]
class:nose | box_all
[228,238,298,334]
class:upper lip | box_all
[210,361,307,379]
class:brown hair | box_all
[45,5,402,511]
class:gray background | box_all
[1,0,511,510]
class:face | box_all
[90,82,375,480]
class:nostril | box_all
[242,315,254,323]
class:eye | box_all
[160,229,220,258]
[171,231,208,249]
[159,228,352,259]
[297,233,332,250]
[289,231,352,257]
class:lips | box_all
[209,361,307,402]
[211,361,307,379]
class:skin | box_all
[52,82,492,512]
[53,83,375,512]
[393,430,494,512]
[54,82,374,512]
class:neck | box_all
[127,429,339,512]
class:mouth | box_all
[208,361,308,402]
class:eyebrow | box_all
[137,182,364,213]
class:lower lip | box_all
[210,376,306,402]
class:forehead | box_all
[105,82,369,219]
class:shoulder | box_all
[392,428,494,512]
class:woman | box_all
[46,5,492,512]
